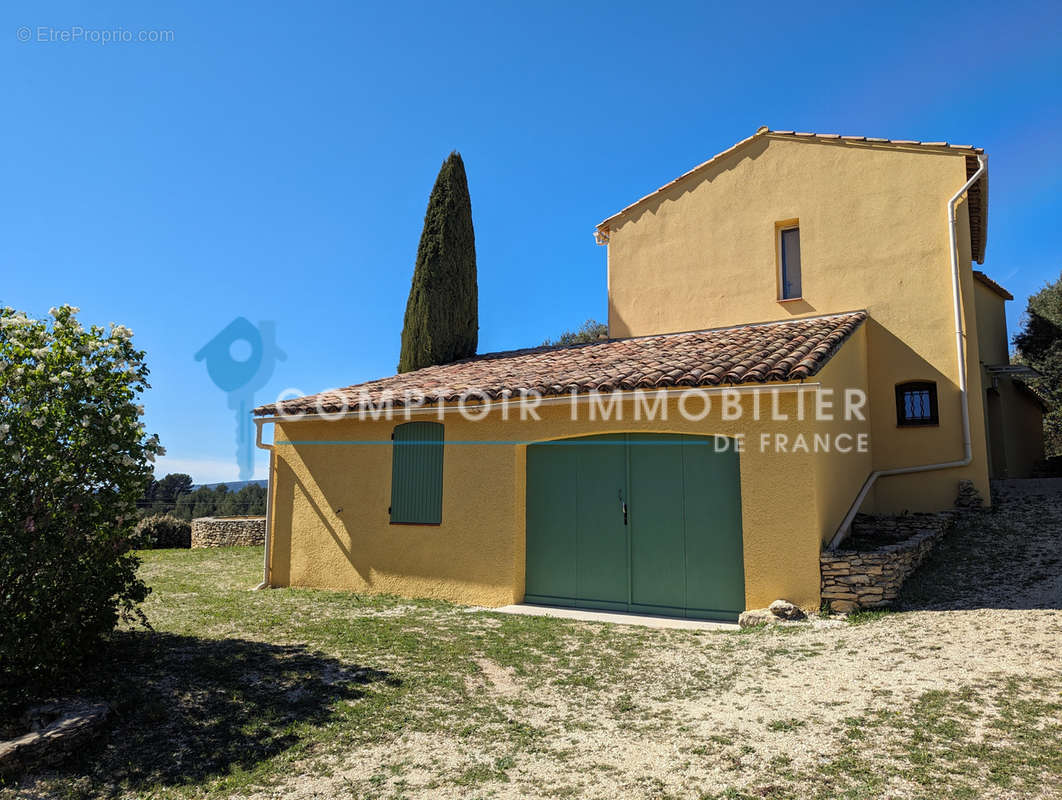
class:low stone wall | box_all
[0,701,110,776]
[821,513,952,612]
[191,516,266,548]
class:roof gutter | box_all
[252,417,274,590]
[828,154,987,550]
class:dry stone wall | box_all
[821,513,953,612]
[191,516,266,548]
[0,701,110,776]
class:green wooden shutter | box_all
[390,421,444,524]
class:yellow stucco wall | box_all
[266,359,871,612]
[973,282,1009,366]
[1000,382,1045,477]
[975,281,1010,478]
[604,134,991,512]
[269,414,521,606]
[810,324,875,541]
[972,279,1044,477]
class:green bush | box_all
[0,305,163,706]
[135,514,191,549]
[1013,271,1062,457]
[541,319,608,347]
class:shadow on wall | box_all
[620,135,770,228]
[608,301,825,339]
[274,440,517,593]
[21,631,397,791]
[863,318,969,497]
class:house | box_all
[252,127,1042,620]
[970,270,1046,478]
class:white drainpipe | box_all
[828,154,987,550]
[253,417,274,590]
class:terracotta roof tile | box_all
[766,130,983,153]
[255,311,867,417]
[966,155,988,264]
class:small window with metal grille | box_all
[895,381,939,427]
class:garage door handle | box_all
[619,490,628,525]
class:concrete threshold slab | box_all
[483,603,738,631]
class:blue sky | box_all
[3,1,1060,483]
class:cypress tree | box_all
[398,151,478,373]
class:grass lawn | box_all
[4,481,1062,799]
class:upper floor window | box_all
[779,226,802,300]
[895,381,939,427]
[390,421,444,524]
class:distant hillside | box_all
[193,479,269,491]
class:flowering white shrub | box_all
[0,304,164,698]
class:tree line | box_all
[139,473,267,519]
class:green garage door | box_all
[525,434,745,621]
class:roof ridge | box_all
[766,129,982,153]
[596,127,985,233]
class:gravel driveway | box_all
[257,479,1062,800]
[7,482,1060,800]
